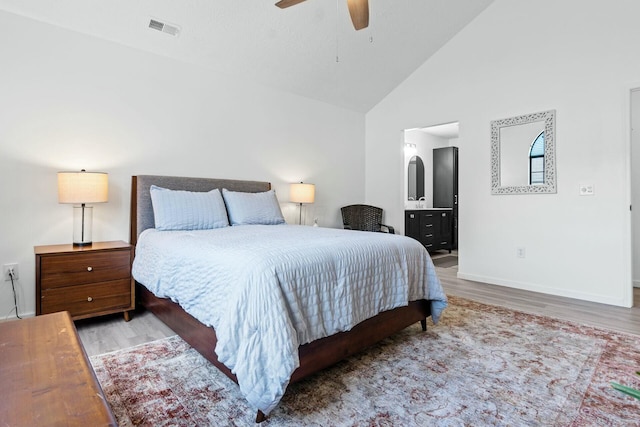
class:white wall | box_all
[0,11,365,319]
[366,0,640,307]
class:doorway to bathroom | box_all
[403,122,459,254]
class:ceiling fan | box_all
[275,0,369,31]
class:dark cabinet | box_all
[405,209,453,252]
[433,147,458,249]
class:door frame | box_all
[624,83,640,305]
[630,86,640,290]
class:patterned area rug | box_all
[90,296,640,426]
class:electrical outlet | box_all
[579,184,594,196]
[3,263,19,281]
[516,247,526,258]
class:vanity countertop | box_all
[405,207,453,211]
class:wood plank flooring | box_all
[76,261,640,356]
[76,308,176,357]
[434,254,640,336]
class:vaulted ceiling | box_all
[0,0,494,112]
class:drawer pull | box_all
[87,266,93,272]
[425,224,433,228]
[87,296,93,302]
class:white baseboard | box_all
[456,271,632,308]
[1,310,35,322]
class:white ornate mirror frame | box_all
[490,109,556,195]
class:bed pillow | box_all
[222,188,285,225]
[150,185,229,230]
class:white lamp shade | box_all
[290,183,315,204]
[58,171,108,204]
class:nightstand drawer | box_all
[41,279,132,317]
[40,250,131,289]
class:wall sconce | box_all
[404,143,417,155]
[58,169,108,246]
[290,182,315,225]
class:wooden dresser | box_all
[0,311,116,426]
[35,240,135,321]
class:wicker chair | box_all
[340,204,395,234]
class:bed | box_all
[129,175,447,422]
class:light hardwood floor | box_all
[76,260,640,356]
[435,258,640,336]
[76,309,176,357]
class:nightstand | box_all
[35,240,135,321]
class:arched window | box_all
[529,131,544,184]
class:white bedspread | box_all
[132,224,447,414]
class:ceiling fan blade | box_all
[275,0,308,8]
[346,0,369,30]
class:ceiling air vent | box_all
[148,18,180,37]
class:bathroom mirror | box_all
[407,155,425,201]
[491,109,556,195]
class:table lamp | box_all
[290,182,315,225]
[58,170,108,246]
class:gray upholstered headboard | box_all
[130,175,271,245]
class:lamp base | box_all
[72,205,93,246]
[73,241,93,247]
[298,203,303,225]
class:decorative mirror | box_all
[407,155,425,201]
[491,109,556,195]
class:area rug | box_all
[90,296,640,426]
[432,255,458,268]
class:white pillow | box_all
[222,188,285,225]
[150,185,229,230]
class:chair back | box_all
[341,204,383,232]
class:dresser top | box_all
[0,311,116,425]
[34,240,130,255]
[405,208,453,211]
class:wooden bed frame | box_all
[130,175,432,422]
